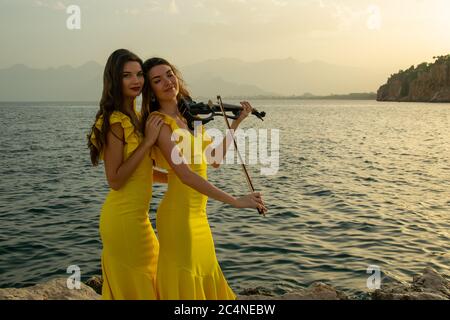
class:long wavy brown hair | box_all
[87,49,144,166]
[141,57,191,133]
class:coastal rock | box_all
[371,267,450,300]
[0,278,101,300]
[238,282,348,300]
[1,268,447,300]
[85,276,103,295]
[239,286,275,297]
[377,55,450,102]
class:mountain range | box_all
[0,58,388,102]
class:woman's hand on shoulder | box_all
[144,115,164,148]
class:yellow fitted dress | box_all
[90,111,159,300]
[151,111,236,300]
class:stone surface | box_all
[85,276,103,295]
[238,282,348,300]
[371,267,450,300]
[0,278,101,300]
[1,267,448,300]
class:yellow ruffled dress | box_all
[150,111,236,300]
[90,111,159,300]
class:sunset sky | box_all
[1,0,450,72]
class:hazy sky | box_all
[1,0,449,72]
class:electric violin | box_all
[179,97,266,130]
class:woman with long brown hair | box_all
[87,49,166,299]
[142,57,267,300]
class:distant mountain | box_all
[0,58,387,102]
[279,92,377,100]
[182,58,387,96]
[182,73,275,99]
[377,55,450,102]
[0,61,272,102]
[0,61,103,102]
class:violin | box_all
[179,96,266,130]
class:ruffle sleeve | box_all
[149,111,178,170]
[89,111,140,160]
[149,111,212,169]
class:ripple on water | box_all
[1,102,450,297]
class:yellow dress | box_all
[151,111,236,300]
[90,111,159,300]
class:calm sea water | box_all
[0,100,449,299]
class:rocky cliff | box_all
[377,55,450,102]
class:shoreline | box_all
[1,267,448,300]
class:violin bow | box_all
[217,95,265,216]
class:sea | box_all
[0,99,449,299]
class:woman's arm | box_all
[206,122,238,169]
[157,124,266,211]
[103,115,164,190]
[206,101,253,168]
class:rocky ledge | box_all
[0,267,448,300]
[371,267,449,300]
[0,278,100,300]
[377,55,450,102]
